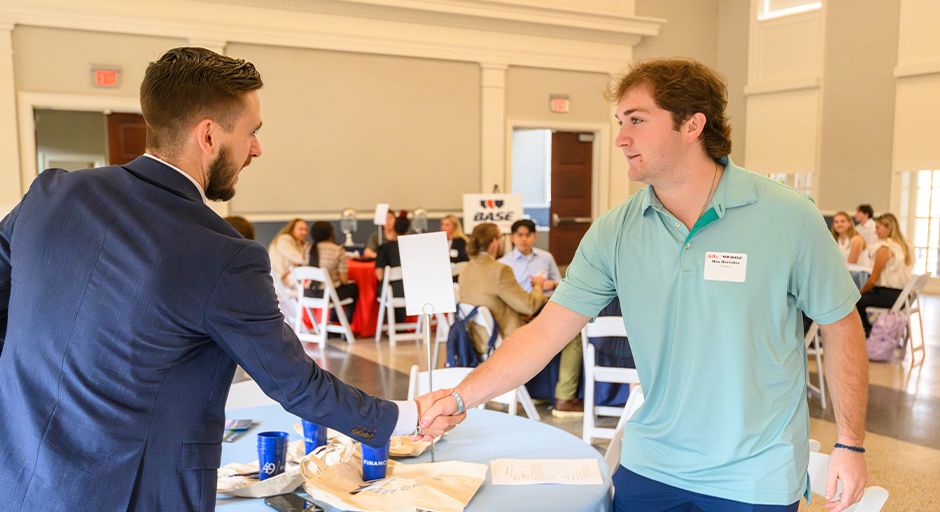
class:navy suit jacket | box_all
[0,156,398,511]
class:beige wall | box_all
[633,0,720,66]
[505,67,612,123]
[717,0,750,166]
[226,43,481,215]
[12,26,184,96]
[816,0,901,213]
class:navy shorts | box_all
[611,465,801,512]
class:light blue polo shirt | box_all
[551,157,860,505]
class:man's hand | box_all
[411,388,466,442]
[541,279,558,291]
[529,274,545,291]
[417,392,463,436]
[824,448,867,511]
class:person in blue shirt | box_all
[419,58,869,512]
[499,219,563,293]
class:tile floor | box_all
[279,295,940,511]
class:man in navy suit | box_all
[0,47,462,511]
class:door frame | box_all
[504,118,611,221]
[17,92,141,192]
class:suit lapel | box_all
[122,156,204,204]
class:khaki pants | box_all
[554,334,582,401]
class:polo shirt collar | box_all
[641,156,757,219]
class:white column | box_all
[480,63,507,193]
[189,39,231,218]
[0,24,21,216]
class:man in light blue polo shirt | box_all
[419,58,870,512]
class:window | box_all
[760,0,822,20]
[911,170,940,276]
[767,173,813,197]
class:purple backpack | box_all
[867,311,906,362]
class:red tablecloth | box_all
[348,260,379,337]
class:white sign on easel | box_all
[398,232,457,316]
[373,203,390,225]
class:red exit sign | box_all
[94,69,119,87]
[550,96,570,113]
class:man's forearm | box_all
[820,310,869,445]
[455,303,587,409]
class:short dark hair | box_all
[511,219,536,234]
[857,204,874,218]
[393,217,410,236]
[606,58,732,160]
[140,47,263,157]
[223,216,255,240]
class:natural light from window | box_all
[912,170,940,277]
[761,0,822,20]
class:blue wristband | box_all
[451,391,465,415]
[834,443,865,453]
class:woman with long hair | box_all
[855,213,915,335]
[268,218,309,298]
[307,221,358,321]
[441,215,469,263]
[831,211,869,266]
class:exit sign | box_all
[550,96,570,113]
[93,69,119,88]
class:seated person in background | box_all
[441,214,469,263]
[832,211,870,266]
[854,203,879,249]
[375,217,410,323]
[856,213,915,336]
[223,215,256,240]
[459,223,584,417]
[307,221,358,321]
[499,219,562,293]
[268,218,310,298]
[364,210,396,259]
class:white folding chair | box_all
[865,274,928,369]
[271,270,298,328]
[805,321,826,409]
[407,365,539,420]
[807,451,889,511]
[225,379,278,410]
[292,266,357,350]
[603,387,644,475]
[375,266,425,346]
[581,317,641,444]
[451,261,468,278]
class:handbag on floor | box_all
[866,311,906,362]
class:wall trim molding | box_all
[894,61,940,78]
[240,210,462,222]
[743,77,820,96]
[1,0,661,74]
[17,92,141,188]
[504,118,611,219]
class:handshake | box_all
[409,388,468,442]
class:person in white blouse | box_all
[855,213,915,336]
[854,204,879,249]
[268,218,310,298]
[831,211,870,266]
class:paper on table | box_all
[373,203,390,225]
[490,458,603,486]
[398,232,457,316]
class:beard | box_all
[204,145,241,202]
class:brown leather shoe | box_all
[551,398,584,418]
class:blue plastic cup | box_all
[361,439,391,481]
[302,420,328,454]
[257,431,289,481]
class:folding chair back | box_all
[292,266,357,350]
[271,270,298,327]
[582,316,641,444]
[603,387,644,475]
[451,261,468,277]
[804,322,826,409]
[375,266,424,346]
[865,274,928,369]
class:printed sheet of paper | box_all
[490,459,603,486]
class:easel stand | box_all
[423,304,435,462]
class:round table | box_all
[217,406,612,512]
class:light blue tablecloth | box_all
[217,406,612,512]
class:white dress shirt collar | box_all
[143,153,208,204]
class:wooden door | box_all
[107,112,147,165]
[549,131,593,266]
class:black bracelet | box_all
[834,443,865,453]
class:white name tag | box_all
[450,249,459,258]
[704,251,747,282]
